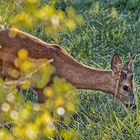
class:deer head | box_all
[111,54,136,109]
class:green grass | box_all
[1,0,140,139]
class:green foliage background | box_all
[0,0,140,139]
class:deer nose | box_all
[123,85,129,91]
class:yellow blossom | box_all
[18,49,28,60]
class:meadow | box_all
[0,0,140,139]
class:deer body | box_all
[0,28,136,108]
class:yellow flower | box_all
[55,97,64,107]
[25,0,38,3]
[56,10,65,21]
[65,19,76,31]
[43,87,54,97]
[67,7,76,17]
[21,80,31,89]
[20,60,35,73]
[18,49,28,60]
[75,15,84,25]
[111,7,118,18]
[66,102,75,113]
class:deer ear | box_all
[111,54,122,73]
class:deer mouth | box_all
[125,103,136,109]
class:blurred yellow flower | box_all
[0,48,79,139]
[20,60,35,73]
[65,19,76,31]
[55,96,64,107]
[90,2,99,15]
[10,0,83,38]
[67,7,76,17]
[43,87,54,97]
[18,49,28,60]
[25,124,38,139]
[56,10,65,21]
[61,130,80,140]
[111,7,118,18]
[21,80,31,89]
[76,15,84,25]
[25,0,38,3]
[66,102,75,112]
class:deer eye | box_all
[122,73,127,79]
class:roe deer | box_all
[0,28,136,108]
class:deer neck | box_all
[56,61,116,95]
